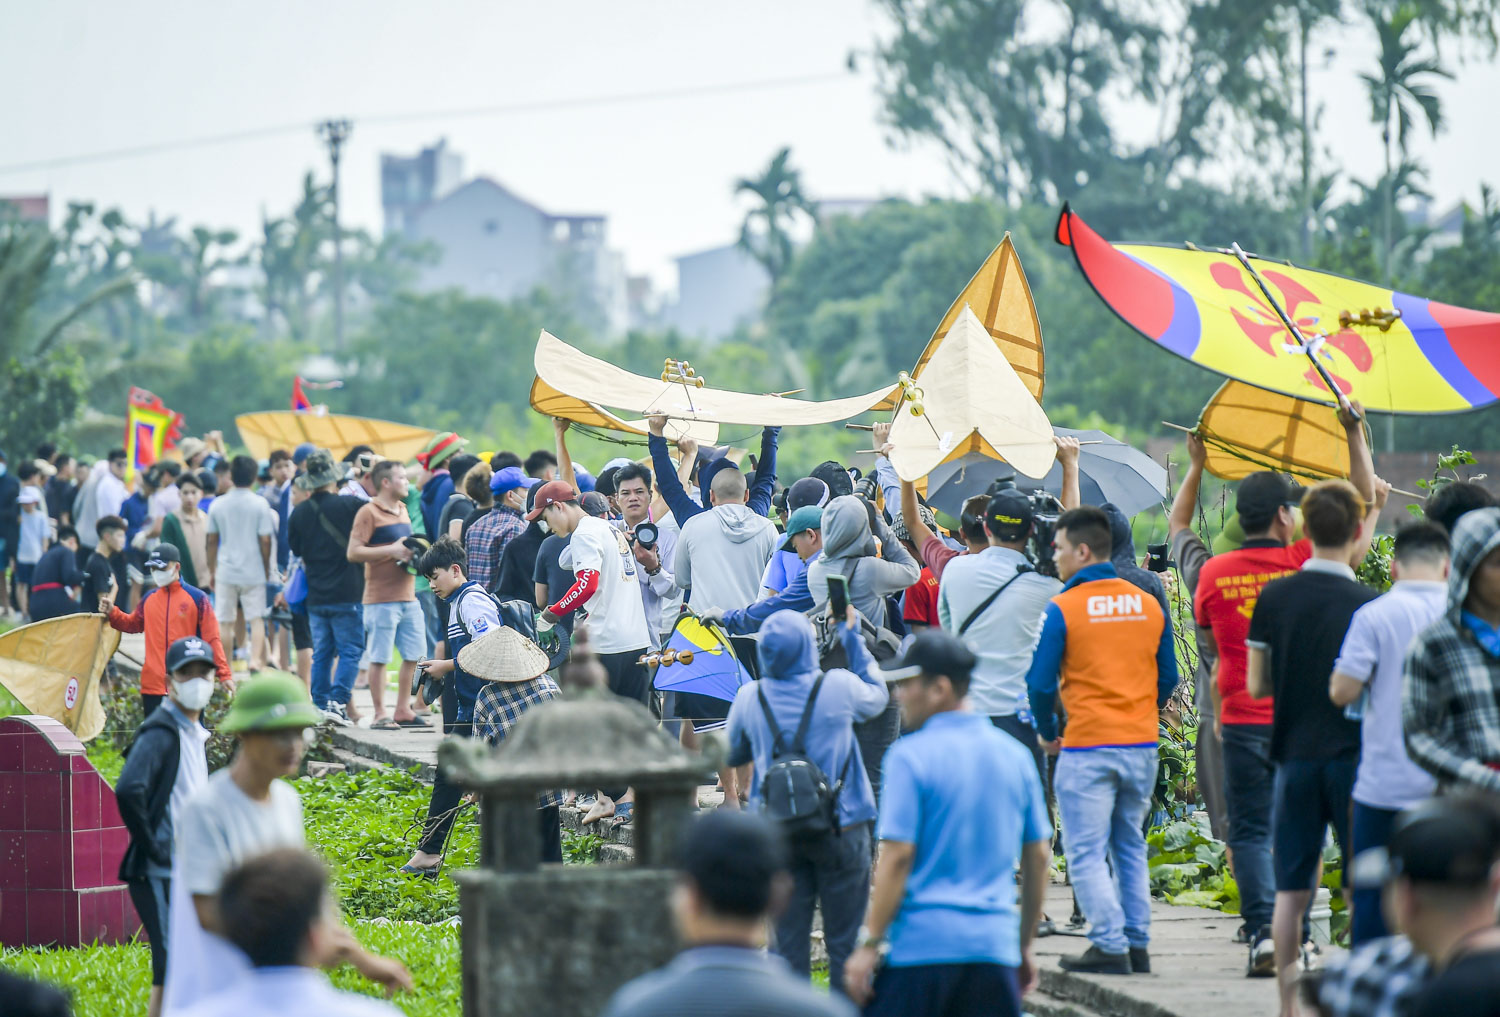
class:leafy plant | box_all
[563,831,605,865]
[1148,814,1240,914]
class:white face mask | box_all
[171,676,214,711]
[537,518,550,535]
[151,568,177,587]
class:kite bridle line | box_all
[1222,243,1359,421]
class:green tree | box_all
[260,173,332,342]
[735,147,819,285]
[1361,2,1452,278]
[869,0,1304,204]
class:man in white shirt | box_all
[96,448,131,520]
[531,480,652,824]
[206,456,276,673]
[166,673,409,1014]
[612,462,682,647]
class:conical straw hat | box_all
[456,626,551,683]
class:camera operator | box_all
[918,439,1078,773]
[612,462,682,649]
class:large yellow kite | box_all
[236,411,437,463]
[1192,380,1351,482]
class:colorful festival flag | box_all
[1055,204,1500,414]
[291,376,312,411]
[124,387,184,483]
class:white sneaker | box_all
[322,703,352,727]
[1299,941,1323,972]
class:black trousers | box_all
[141,694,165,719]
[419,722,473,855]
[127,876,170,985]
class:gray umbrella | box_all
[923,427,1168,519]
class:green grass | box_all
[3,923,461,1017]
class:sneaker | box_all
[1129,947,1150,974]
[1058,946,1132,975]
[1233,923,1255,945]
[322,703,352,727]
[1248,927,1276,978]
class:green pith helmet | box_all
[219,671,322,733]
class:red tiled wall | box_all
[0,715,140,947]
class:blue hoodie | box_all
[647,427,780,528]
[726,610,889,828]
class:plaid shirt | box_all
[1403,508,1500,795]
[464,505,526,591]
[1315,935,1429,1017]
[474,676,563,809]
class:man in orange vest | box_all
[1025,506,1178,976]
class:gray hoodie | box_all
[674,502,779,612]
[806,495,921,628]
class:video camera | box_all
[985,474,1063,579]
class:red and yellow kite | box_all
[1055,204,1500,414]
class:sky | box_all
[3,1,1498,291]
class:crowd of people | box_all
[9,396,1500,1017]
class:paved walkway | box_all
[109,644,1311,1016]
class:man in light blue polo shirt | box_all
[845,630,1052,1017]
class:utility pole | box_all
[317,119,352,351]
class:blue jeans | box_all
[1055,746,1157,954]
[1221,723,1276,931]
[309,602,364,708]
[1350,801,1399,946]
[416,588,442,656]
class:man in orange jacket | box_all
[1024,506,1178,977]
[102,544,233,718]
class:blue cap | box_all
[576,467,595,493]
[491,466,540,495]
[292,442,317,465]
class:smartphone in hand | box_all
[827,573,850,622]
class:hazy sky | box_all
[4,1,1497,289]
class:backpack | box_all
[758,674,850,842]
[811,611,902,672]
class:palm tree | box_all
[734,147,819,286]
[1360,2,1451,279]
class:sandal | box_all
[395,715,431,728]
[398,863,440,879]
[612,802,634,825]
[371,717,401,731]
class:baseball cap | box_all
[787,477,831,511]
[878,628,978,684]
[986,489,1034,542]
[144,544,182,570]
[165,635,216,675]
[575,467,596,493]
[292,442,317,466]
[491,466,540,496]
[779,504,824,552]
[581,491,610,518]
[1350,797,1500,889]
[602,456,635,473]
[810,461,854,499]
[17,487,41,505]
[525,480,578,521]
[1236,472,1305,529]
[220,671,323,733]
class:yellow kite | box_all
[236,411,437,463]
[877,233,1045,410]
[0,614,119,740]
[1192,380,1351,483]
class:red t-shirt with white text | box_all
[1192,538,1313,725]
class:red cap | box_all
[525,480,577,520]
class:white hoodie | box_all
[674,503,779,612]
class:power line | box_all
[0,71,852,177]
